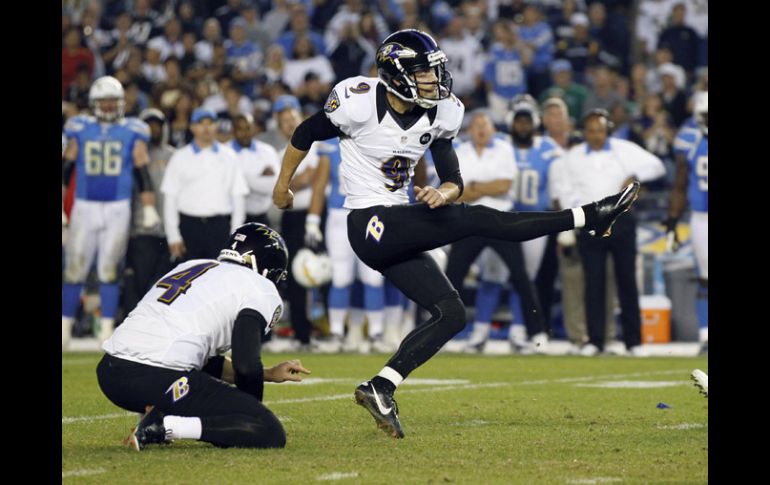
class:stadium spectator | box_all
[194,18,223,66]
[538,59,588,123]
[581,65,625,120]
[147,18,185,62]
[658,2,700,76]
[63,27,95,97]
[519,2,555,99]
[282,34,335,93]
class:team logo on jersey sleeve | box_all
[324,89,340,113]
[419,133,432,144]
[365,215,385,243]
[268,305,283,334]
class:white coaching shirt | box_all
[323,76,465,209]
[552,138,666,208]
[455,137,518,211]
[103,259,283,371]
[231,139,280,216]
[160,141,249,245]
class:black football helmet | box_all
[376,29,453,109]
[218,223,289,284]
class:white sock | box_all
[329,308,347,337]
[383,305,402,329]
[469,322,491,342]
[367,309,384,338]
[377,366,404,388]
[98,317,115,342]
[699,327,708,342]
[62,316,74,350]
[348,308,365,328]
[163,415,202,440]
[509,323,527,343]
[571,207,585,228]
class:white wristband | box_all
[306,214,321,225]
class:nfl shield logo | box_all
[400,135,408,145]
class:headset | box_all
[582,108,614,133]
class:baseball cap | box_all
[571,12,589,27]
[191,108,217,123]
[272,95,301,113]
[551,59,572,75]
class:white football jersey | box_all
[324,76,465,209]
[103,259,283,371]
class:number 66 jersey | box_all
[103,259,283,372]
[323,76,464,209]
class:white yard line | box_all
[62,412,136,424]
[62,468,106,478]
[316,472,360,481]
[63,369,692,425]
[566,478,622,484]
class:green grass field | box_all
[63,352,708,484]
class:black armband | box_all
[231,308,266,401]
[429,138,464,196]
[133,165,153,192]
[290,110,344,151]
[62,158,74,187]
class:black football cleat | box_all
[354,381,405,439]
[127,406,169,451]
[588,181,641,237]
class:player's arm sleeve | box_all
[133,165,153,192]
[290,109,344,151]
[231,308,267,401]
[429,138,464,196]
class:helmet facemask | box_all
[92,97,125,122]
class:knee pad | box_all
[431,296,466,334]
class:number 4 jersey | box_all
[103,259,283,371]
[323,76,465,209]
[64,115,150,201]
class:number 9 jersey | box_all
[64,114,150,201]
[323,76,464,209]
